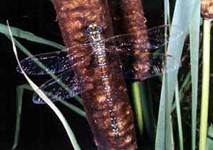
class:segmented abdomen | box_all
[53,0,137,149]
[82,54,137,149]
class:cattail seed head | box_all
[201,0,213,19]
[53,0,137,149]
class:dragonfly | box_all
[17,24,183,104]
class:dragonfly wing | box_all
[102,25,183,80]
[32,69,91,104]
[17,45,93,75]
[122,53,181,81]
[17,51,71,75]
[104,24,184,54]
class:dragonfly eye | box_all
[85,23,103,36]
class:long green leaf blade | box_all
[12,85,24,150]
[0,23,64,49]
[189,1,201,150]
[132,81,143,135]
[199,19,211,150]
[175,82,184,150]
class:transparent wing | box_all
[32,52,179,104]
[19,24,183,104]
[32,69,92,104]
[103,24,183,80]
[17,45,92,75]
[17,51,70,75]
[120,52,181,81]
[104,24,184,53]
[17,25,183,76]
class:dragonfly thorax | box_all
[86,24,108,67]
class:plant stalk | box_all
[175,82,183,150]
[132,81,143,135]
[199,19,211,150]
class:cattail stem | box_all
[199,18,211,150]
[175,82,183,150]
[132,81,143,135]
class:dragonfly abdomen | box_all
[81,62,137,149]
[87,24,136,144]
[83,22,137,146]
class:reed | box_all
[199,18,211,150]
[199,1,212,149]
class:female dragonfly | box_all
[17,24,182,104]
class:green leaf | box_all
[12,84,37,150]
[58,100,86,118]
[0,23,64,49]
[199,19,211,150]
[132,81,143,135]
[12,85,24,150]
[175,82,184,150]
[189,2,201,150]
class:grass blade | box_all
[12,84,40,150]
[58,100,86,118]
[189,2,201,150]
[132,81,143,135]
[0,23,64,49]
[12,85,24,150]
[175,82,184,150]
[199,19,211,150]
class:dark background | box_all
[0,0,164,149]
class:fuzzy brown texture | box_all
[53,0,137,149]
[119,0,151,79]
[201,0,213,19]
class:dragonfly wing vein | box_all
[123,53,181,80]
[32,70,89,104]
[17,51,71,75]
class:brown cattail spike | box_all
[52,0,137,149]
[201,0,213,19]
[119,0,151,80]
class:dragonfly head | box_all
[85,23,104,43]
[86,23,103,35]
